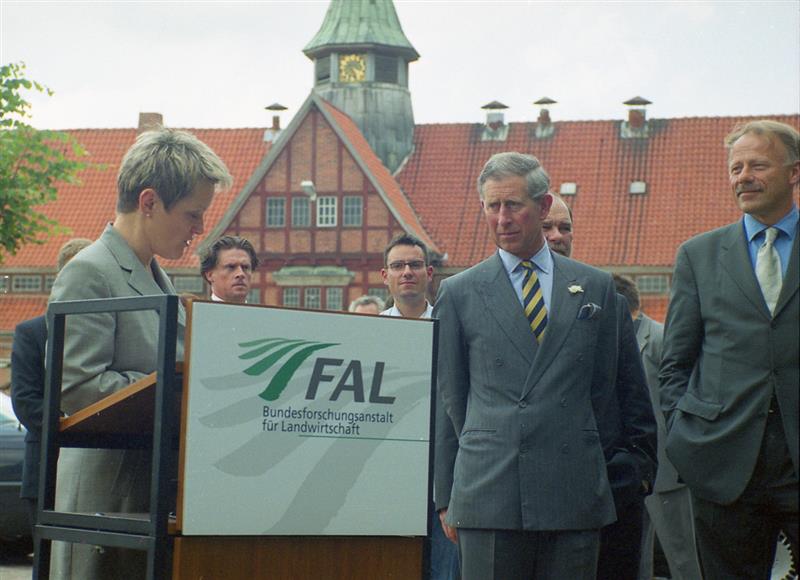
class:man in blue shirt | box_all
[660,120,799,579]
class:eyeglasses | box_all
[387,260,426,272]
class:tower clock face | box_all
[339,54,366,83]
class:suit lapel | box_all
[719,223,770,319]
[521,255,584,398]
[774,224,799,317]
[100,225,186,327]
[477,254,537,366]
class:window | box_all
[325,288,343,311]
[375,54,398,83]
[12,275,42,293]
[316,196,337,227]
[0,275,8,294]
[292,196,310,227]
[304,287,321,309]
[283,288,300,308]
[266,197,286,227]
[629,181,647,195]
[173,276,204,293]
[559,182,578,196]
[637,275,669,294]
[45,275,57,292]
[343,196,363,227]
[315,56,331,83]
[247,288,260,304]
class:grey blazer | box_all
[636,314,681,493]
[50,224,186,414]
[659,222,799,504]
[47,223,185,579]
[433,251,620,531]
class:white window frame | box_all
[316,196,337,227]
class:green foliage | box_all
[0,62,87,264]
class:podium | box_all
[34,296,436,579]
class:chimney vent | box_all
[264,103,288,143]
[621,96,652,138]
[137,112,163,134]
[480,101,509,141]
[533,97,557,138]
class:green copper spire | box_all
[304,0,419,61]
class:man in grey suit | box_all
[660,120,799,579]
[434,152,630,579]
[613,274,701,580]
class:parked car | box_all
[0,391,30,551]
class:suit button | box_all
[561,444,569,454]
[495,357,504,367]
[519,401,528,408]
[560,398,567,407]
[520,445,529,454]
[771,320,777,329]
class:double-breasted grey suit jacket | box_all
[48,224,185,579]
[659,221,799,504]
[433,251,621,531]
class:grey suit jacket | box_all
[47,224,185,579]
[50,223,185,414]
[659,221,799,504]
[433,251,619,531]
[636,314,681,493]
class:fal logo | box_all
[239,338,394,404]
[306,358,394,404]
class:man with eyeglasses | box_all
[380,233,434,319]
[380,233,460,580]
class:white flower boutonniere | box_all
[568,284,584,295]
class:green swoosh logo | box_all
[238,337,338,401]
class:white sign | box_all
[181,302,436,536]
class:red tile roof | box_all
[396,114,800,268]
[2,128,270,271]
[2,113,798,335]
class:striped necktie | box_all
[520,260,547,343]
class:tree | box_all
[0,62,87,264]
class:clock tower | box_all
[304,0,419,173]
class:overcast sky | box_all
[1,0,798,130]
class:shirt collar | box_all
[743,204,799,242]
[498,242,553,276]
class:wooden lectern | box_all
[34,296,431,579]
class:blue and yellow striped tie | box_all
[520,260,547,343]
